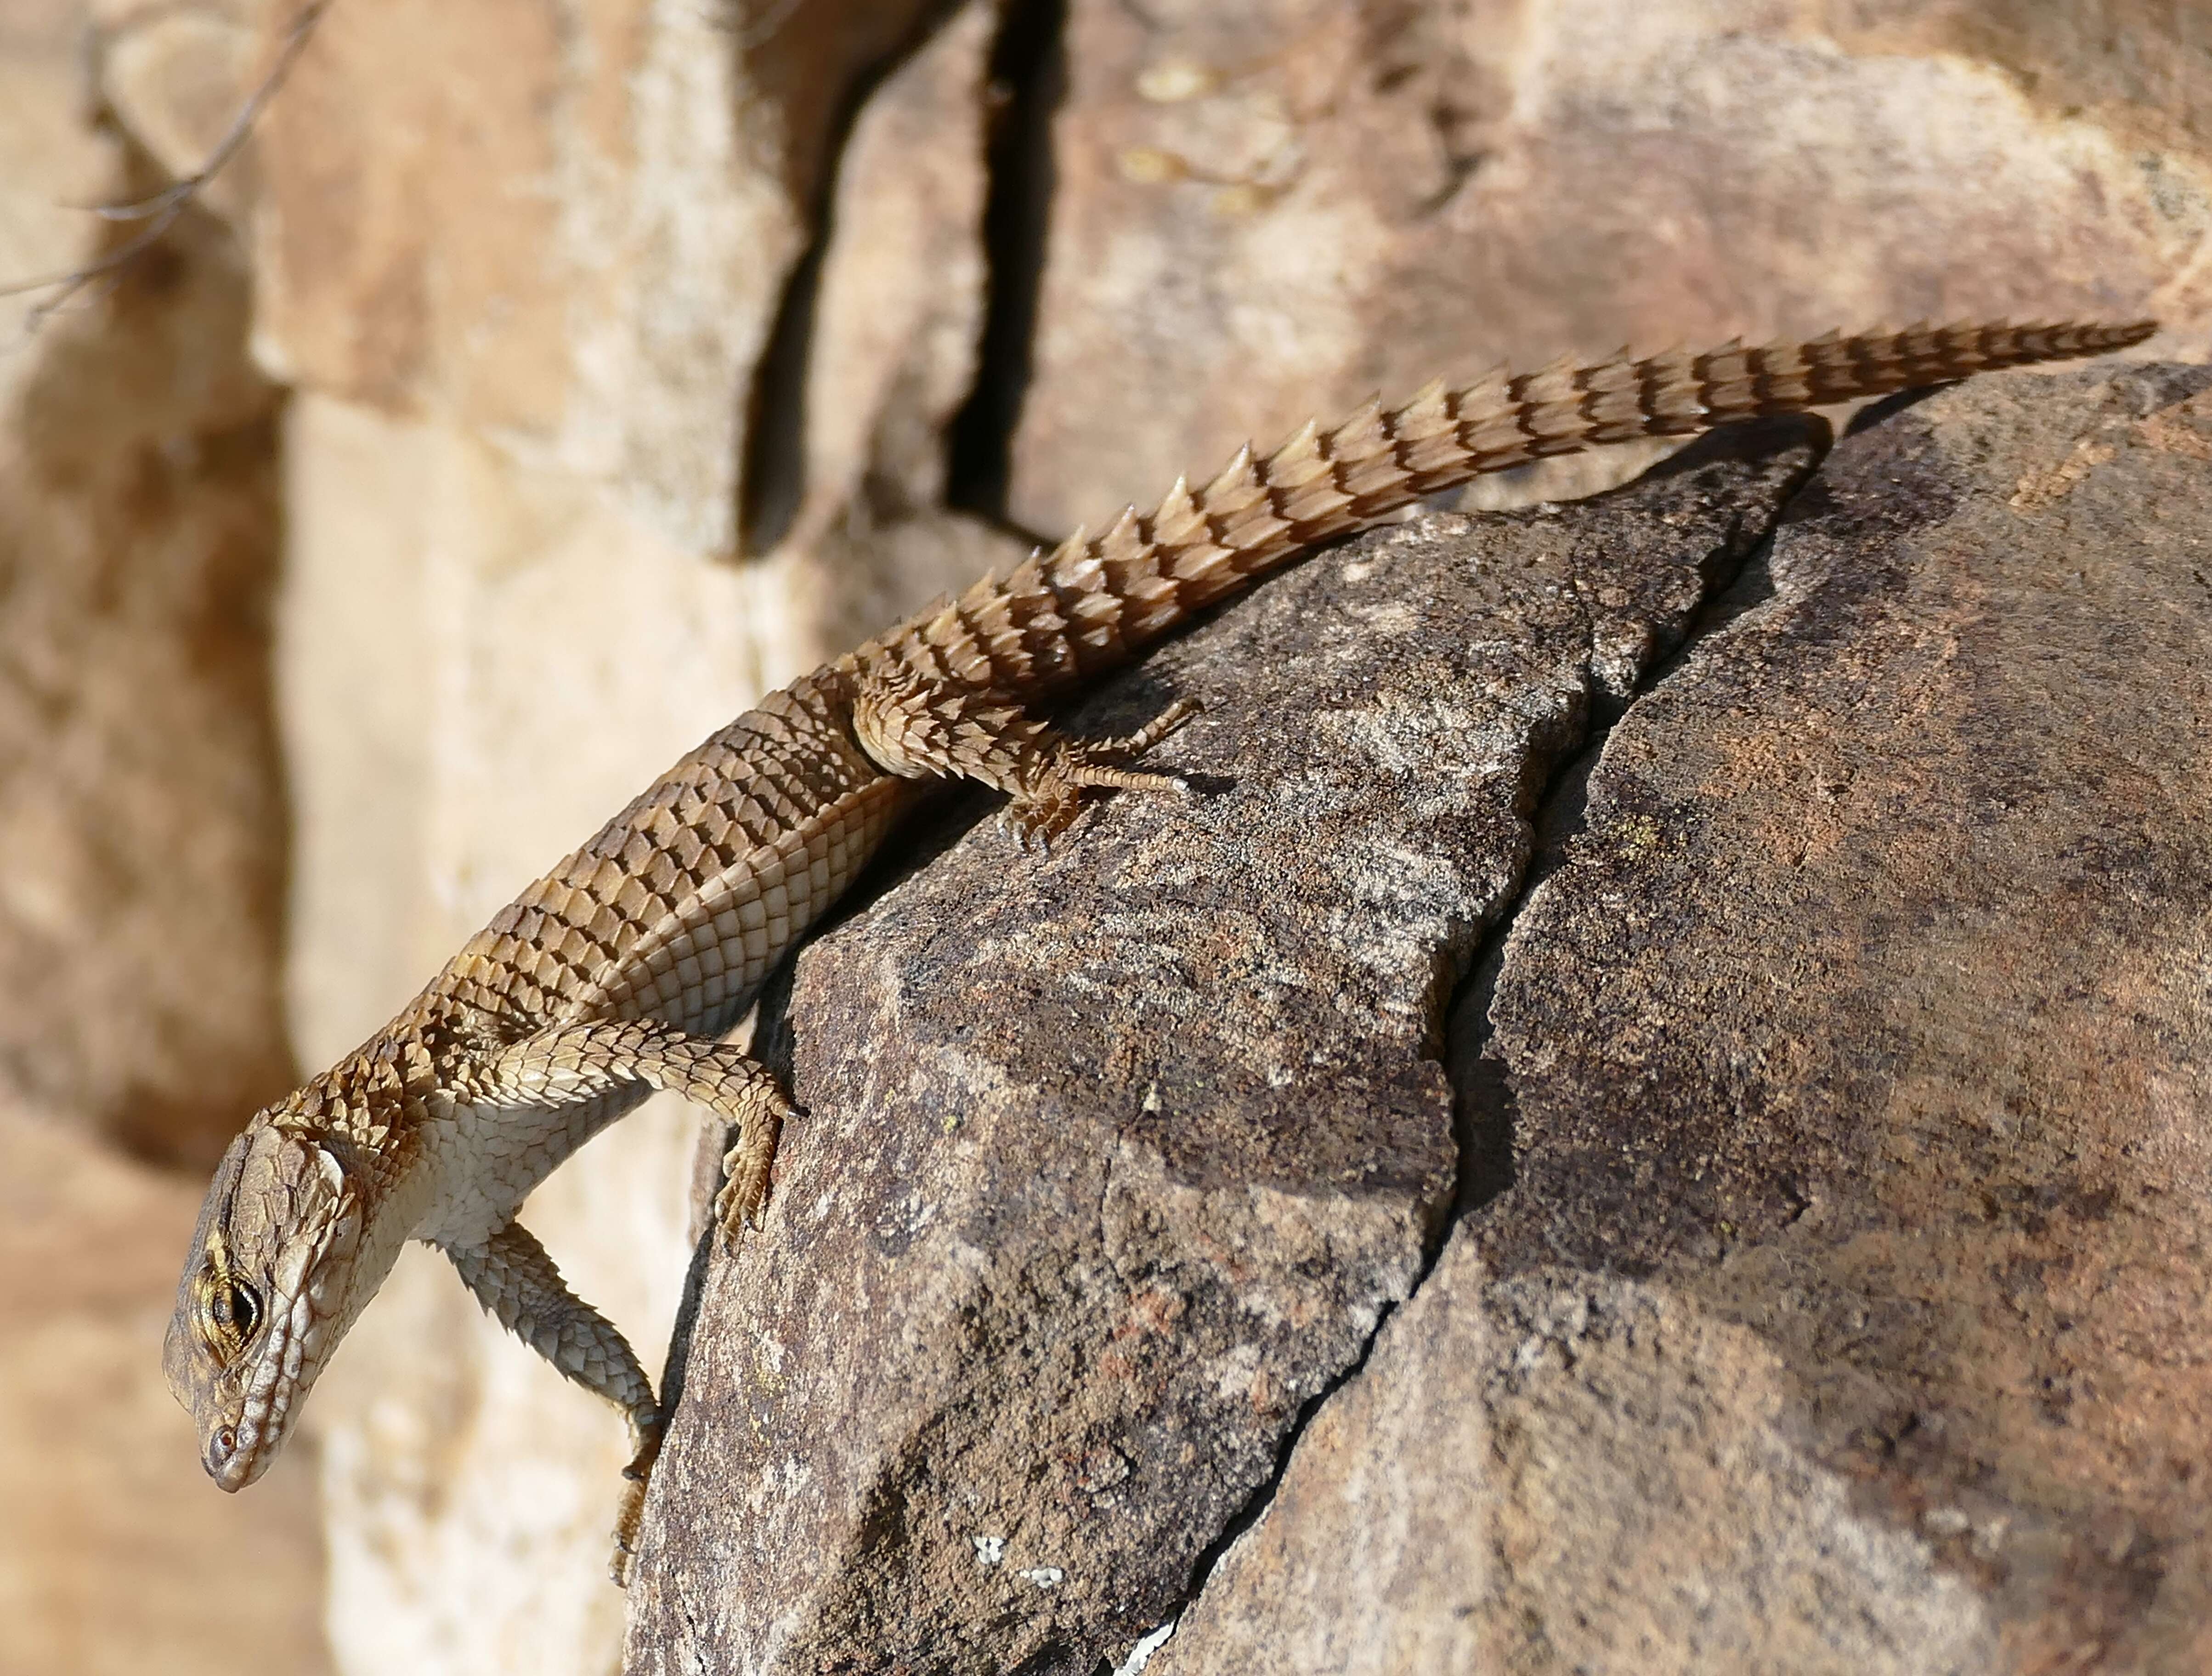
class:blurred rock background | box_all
[0,0,2202,1671]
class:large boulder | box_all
[626,416,1827,1670]
[630,360,2211,1671]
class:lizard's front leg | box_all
[443,1221,662,1584]
[481,1018,793,1244]
[452,1021,795,1581]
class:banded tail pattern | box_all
[868,318,2155,700]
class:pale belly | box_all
[411,1082,664,1248]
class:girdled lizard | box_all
[165,318,2154,1581]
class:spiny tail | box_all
[877,318,2156,695]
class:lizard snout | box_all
[204,1422,243,1487]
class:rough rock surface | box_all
[1465,360,2212,1670]
[1129,361,2212,1673]
[1148,1238,2000,1676]
[624,419,1825,1672]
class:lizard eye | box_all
[207,1279,261,1345]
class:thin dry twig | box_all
[1,0,336,335]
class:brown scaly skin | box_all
[164,317,2157,1581]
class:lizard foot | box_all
[1000,696,1199,853]
[608,1404,664,1588]
[713,1086,793,1247]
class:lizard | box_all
[164,316,2155,1583]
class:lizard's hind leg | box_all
[852,668,1197,850]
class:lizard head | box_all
[164,1107,374,1491]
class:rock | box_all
[31,0,2208,1669]
[309,1101,701,1676]
[99,3,262,228]
[765,0,1037,660]
[0,25,292,1171]
[1008,0,2206,542]
[1137,1230,1499,1676]
[1146,1239,1997,1676]
[623,418,1826,1672]
[249,0,950,555]
[0,2,110,384]
[634,363,2212,1673]
[1148,360,2212,1674]
[1456,360,2212,1669]
[0,8,311,1670]
[0,1096,330,1676]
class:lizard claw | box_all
[713,1096,794,1248]
[712,1170,768,1247]
[610,1478,647,1587]
[1002,790,1083,854]
[609,1405,664,1587]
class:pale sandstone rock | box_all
[0,1098,329,1676]
[766,0,1034,660]
[0,6,292,1169]
[0,2,110,390]
[0,7,308,1670]
[249,0,950,555]
[99,3,262,226]
[274,394,781,1068]
[312,1106,700,1676]
[1808,0,2212,155]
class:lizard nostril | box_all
[208,1425,237,1472]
